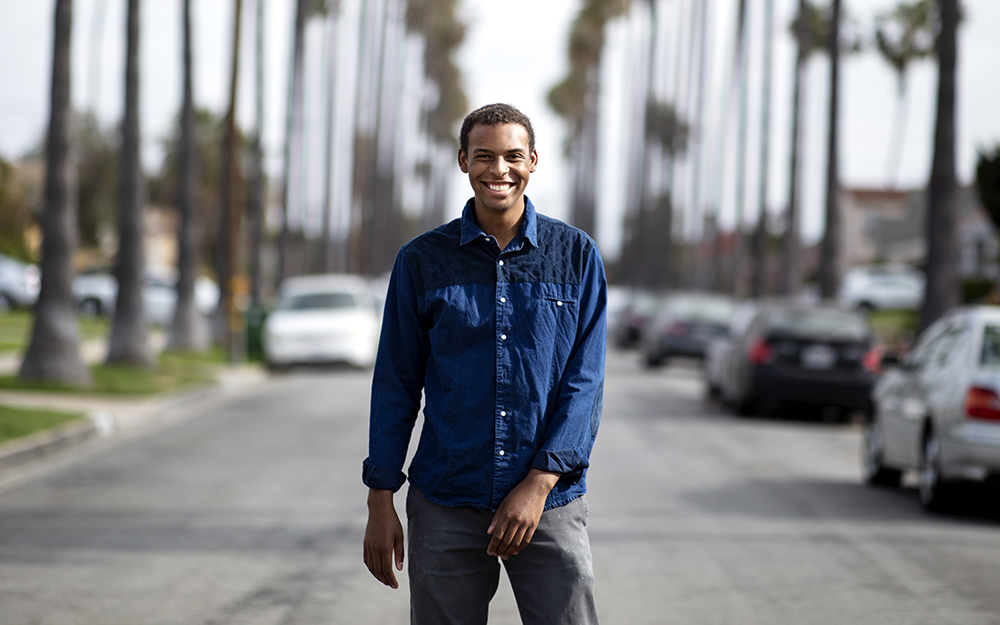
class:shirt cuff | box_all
[531,449,587,484]
[362,458,407,492]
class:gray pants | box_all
[406,487,599,625]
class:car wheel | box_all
[919,428,956,512]
[862,416,901,487]
[79,298,102,318]
[644,353,665,368]
[0,293,12,312]
[735,393,758,416]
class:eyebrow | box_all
[472,147,525,156]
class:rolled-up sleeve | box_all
[531,243,607,481]
[362,249,429,492]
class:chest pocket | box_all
[521,297,578,358]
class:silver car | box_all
[0,253,40,311]
[864,306,1000,511]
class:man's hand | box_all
[487,469,560,560]
[363,489,404,589]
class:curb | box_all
[0,417,99,471]
[0,364,268,474]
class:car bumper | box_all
[943,421,1000,481]
[750,365,875,409]
[264,332,375,367]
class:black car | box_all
[641,292,735,367]
[717,303,880,417]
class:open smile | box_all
[484,181,514,193]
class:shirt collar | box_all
[459,197,538,249]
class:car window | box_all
[907,319,952,370]
[278,292,358,310]
[763,308,869,341]
[981,325,1000,367]
[932,324,967,367]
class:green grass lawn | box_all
[0,347,226,396]
[0,310,108,354]
[868,309,919,348]
[0,405,84,445]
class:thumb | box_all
[395,534,405,570]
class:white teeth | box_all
[487,183,511,192]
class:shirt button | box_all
[501,334,507,340]
[485,237,491,241]
[557,301,563,307]
[499,450,505,456]
[498,260,505,266]
[500,410,507,417]
[500,297,506,303]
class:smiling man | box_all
[362,103,607,625]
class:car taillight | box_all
[966,387,1000,421]
[862,347,883,374]
[747,339,775,364]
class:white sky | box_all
[1,0,999,261]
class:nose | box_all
[490,156,509,177]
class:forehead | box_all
[467,123,531,153]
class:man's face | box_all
[458,123,538,217]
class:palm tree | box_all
[106,0,152,367]
[875,1,935,188]
[816,0,842,301]
[217,0,245,360]
[167,0,209,351]
[919,0,961,331]
[19,0,91,385]
[319,0,341,274]
[248,0,267,302]
[277,0,309,286]
[751,0,776,298]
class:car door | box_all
[878,318,948,467]
[883,318,965,468]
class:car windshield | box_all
[277,292,358,311]
[764,308,869,341]
[981,325,1000,367]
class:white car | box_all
[263,274,380,370]
[864,306,1000,511]
[839,264,924,311]
[72,268,219,325]
[0,253,40,311]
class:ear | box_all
[529,149,538,173]
[458,149,469,173]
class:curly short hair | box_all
[459,103,535,155]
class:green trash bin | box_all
[245,305,268,362]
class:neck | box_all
[474,199,525,251]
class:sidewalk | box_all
[0,336,268,473]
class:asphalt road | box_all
[1,349,999,624]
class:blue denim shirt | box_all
[363,197,607,511]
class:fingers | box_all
[487,515,533,559]
[364,543,400,589]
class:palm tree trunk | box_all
[778,0,807,296]
[732,0,750,297]
[218,0,244,361]
[817,0,841,300]
[278,0,308,286]
[107,0,151,367]
[751,0,775,299]
[19,0,91,385]
[320,5,340,274]
[168,0,208,352]
[248,0,266,303]
[919,0,960,331]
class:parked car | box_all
[839,264,924,311]
[704,301,758,398]
[263,274,380,370]
[641,292,735,367]
[864,306,1000,511]
[610,289,661,349]
[0,253,40,311]
[717,302,880,417]
[72,268,219,325]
